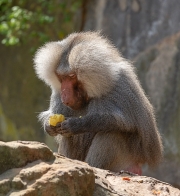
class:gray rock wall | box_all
[83,0,180,58]
[135,33,180,187]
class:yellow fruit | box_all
[49,114,65,126]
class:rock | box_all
[83,0,180,58]
[135,32,180,187]
[94,169,180,196]
[0,141,55,174]
[0,141,95,196]
[0,141,179,196]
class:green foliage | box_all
[0,0,82,46]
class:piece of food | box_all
[49,114,65,126]
[122,177,130,181]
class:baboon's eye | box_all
[69,73,76,78]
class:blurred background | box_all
[0,0,180,188]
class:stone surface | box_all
[0,141,95,196]
[0,141,55,175]
[135,32,180,187]
[83,0,180,58]
[0,141,179,196]
[94,169,180,196]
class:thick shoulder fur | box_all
[34,32,127,98]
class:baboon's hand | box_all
[60,119,74,137]
[45,122,61,136]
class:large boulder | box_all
[0,141,179,196]
[0,141,55,174]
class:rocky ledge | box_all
[0,141,179,196]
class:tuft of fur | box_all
[34,32,124,98]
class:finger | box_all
[59,129,65,134]
[56,129,61,134]
[47,130,58,136]
[56,126,62,132]
[56,122,61,127]
[59,129,73,137]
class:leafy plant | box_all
[0,0,82,46]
